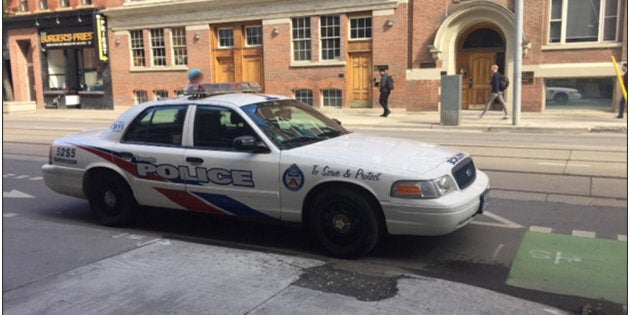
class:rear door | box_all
[184,105,281,219]
[114,105,190,209]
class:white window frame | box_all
[134,90,148,105]
[171,27,187,66]
[549,0,621,44]
[349,16,372,40]
[130,30,146,67]
[60,0,70,7]
[39,0,48,10]
[150,28,166,66]
[291,17,312,62]
[322,88,342,107]
[320,15,341,61]
[218,28,234,48]
[245,26,262,47]
[295,89,314,106]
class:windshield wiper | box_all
[281,136,320,146]
[317,130,342,139]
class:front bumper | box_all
[382,171,490,236]
[42,164,86,199]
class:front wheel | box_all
[87,171,137,226]
[307,188,381,258]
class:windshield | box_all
[242,99,350,150]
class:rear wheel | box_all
[87,171,137,226]
[307,187,381,258]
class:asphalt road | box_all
[2,122,628,314]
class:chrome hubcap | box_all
[332,214,351,233]
[104,191,117,208]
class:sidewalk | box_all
[4,106,628,134]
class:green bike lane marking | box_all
[507,231,627,304]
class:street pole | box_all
[513,0,523,126]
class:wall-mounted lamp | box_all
[77,13,82,23]
[35,18,40,27]
[193,32,200,40]
[386,19,394,27]
[55,15,60,24]
[272,26,279,36]
[115,37,121,45]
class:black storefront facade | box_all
[5,9,113,109]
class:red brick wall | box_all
[8,28,44,108]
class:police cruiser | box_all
[42,82,490,257]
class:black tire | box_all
[553,93,568,105]
[87,171,137,226]
[307,187,381,258]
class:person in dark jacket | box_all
[479,64,509,119]
[617,63,627,119]
[378,69,393,117]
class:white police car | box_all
[42,82,490,257]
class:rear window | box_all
[122,105,188,146]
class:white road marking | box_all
[618,235,627,241]
[471,212,523,228]
[492,244,504,260]
[3,174,15,178]
[569,164,592,167]
[3,190,35,198]
[537,162,565,166]
[572,230,596,238]
[529,226,553,233]
[136,238,171,247]
[29,176,43,181]
[3,213,18,218]
[15,175,29,179]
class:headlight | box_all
[391,175,457,199]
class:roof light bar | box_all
[184,82,262,99]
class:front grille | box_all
[452,157,476,190]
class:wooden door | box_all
[459,51,493,109]
[243,55,262,86]
[348,52,372,108]
[215,56,235,83]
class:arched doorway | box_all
[457,24,505,110]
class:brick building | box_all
[5,0,628,113]
[3,0,125,111]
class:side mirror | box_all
[233,136,270,153]
[332,118,342,126]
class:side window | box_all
[193,106,256,150]
[123,105,188,146]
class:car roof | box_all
[135,93,293,111]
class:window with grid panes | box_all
[151,29,166,66]
[292,17,311,61]
[246,26,262,46]
[171,27,187,66]
[130,30,145,67]
[320,15,340,60]
[82,0,92,4]
[154,90,169,100]
[350,17,372,40]
[218,28,234,48]
[19,0,28,12]
[549,0,620,43]
[40,0,48,9]
[60,0,69,7]
[295,89,313,106]
[323,89,342,107]
[134,90,148,104]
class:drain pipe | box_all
[513,0,523,126]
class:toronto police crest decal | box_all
[283,164,304,191]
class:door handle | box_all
[120,152,134,160]
[468,76,473,89]
[186,157,204,164]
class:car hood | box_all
[285,133,463,177]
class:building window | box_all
[171,27,187,66]
[130,30,145,67]
[323,89,342,107]
[134,90,149,104]
[292,17,311,61]
[150,29,166,66]
[245,26,262,47]
[19,0,28,12]
[549,0,620,43]
[321,15,340,60]
[82,0,92,4]
[154,90,169,100]
[60,0,70,7]
[218,28,234,48]
[40,0,48,10]
[350,17,372,40]
[295,89,313,106]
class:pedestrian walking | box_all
[479,64,509,119]
[378,69,394,117]
[616,63,627,119]
[184,68,204,94]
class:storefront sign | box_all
[40,31,94,48]
[522,71,534,85]
[95,14,109,61]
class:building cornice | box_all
[104,0,400,30]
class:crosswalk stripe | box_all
[529,226,552,233]
[572,230,596,238]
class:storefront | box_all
[5,9,113,110]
